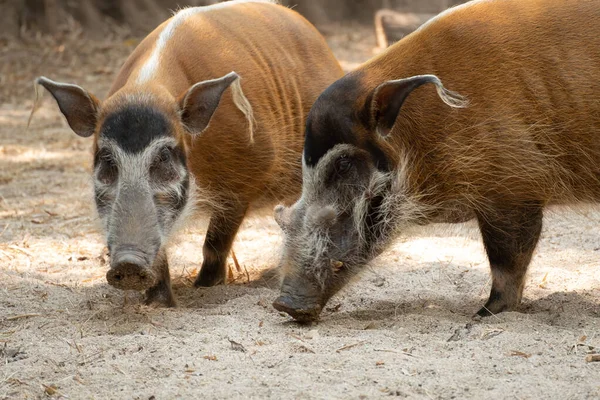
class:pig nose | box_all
[107,253,157,291]
[273,295,322,323]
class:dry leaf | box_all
[336,341,367,353]
[538,272,549,288]
[481,328,504,340]
[229,339,246,353]
[43,384,58,396]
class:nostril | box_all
[107,254,157,290]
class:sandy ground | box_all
[1,23,600,400]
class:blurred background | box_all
[3,0,465,38]
[1,0,468,103]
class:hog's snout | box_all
[107,250,157,291]
[273,296,322,323]
[273,277,324,323]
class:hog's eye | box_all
[158,147,171,163]
[150,147,177,181]
[96,151,118,185]
[335,156,353,175]
[151,147,174,168]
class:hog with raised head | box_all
[273,0,600,322]
[35,0,343,306]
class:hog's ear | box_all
[179,71,239,135]
[306,205,337,230]
[36,77,100,138]
[274,205,291,232]
[369,74,468,138]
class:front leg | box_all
[144,249,176,307]
[194,202,248,287]
[476,202,543,317]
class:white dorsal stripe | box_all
[416,0,493,33]
[136,0,278,84]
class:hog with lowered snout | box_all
[35,0,342,306]
[273,0,600,322]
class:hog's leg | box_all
[475,203,543,316]
[144,250,176,307]
[195,203,248,287]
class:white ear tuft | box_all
[274,204,291,231]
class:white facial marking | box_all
[95,137,180,182]
[136,0,278,84]
[94,136,193,245]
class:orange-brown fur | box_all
[101,2,342,210]
[354,0,600,215]
[34,1,344,300]
[272,0,600,321]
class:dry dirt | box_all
[1,23,600,400]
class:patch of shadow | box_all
[249,265,280,289]
[174,283,277,310]
[171,265,279,292]
[71,277,277,312]
[521,290,600,325]
[329,295,479,324]
[325,289,600,328]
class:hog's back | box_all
[112,2,343,207]
[372,0,600,205]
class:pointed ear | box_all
[179,71,239,135]
[274,205,290,231]
[36,77,100,138]
[369,74,468,138]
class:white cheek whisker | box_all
[280,143,435,290]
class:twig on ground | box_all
[374,348,417,357]
[585,354,600,362]
[336,341,367,353]
[7,245,33,257]
[6,314,41,321]
[231,250,250,283]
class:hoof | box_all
[194,268,226,287]
[475,306,497,318]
